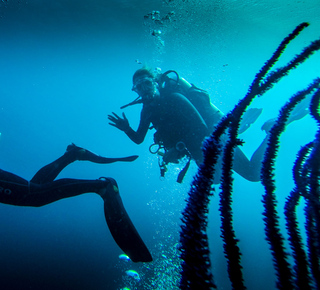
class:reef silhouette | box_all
[179,22,320,289]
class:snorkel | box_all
[120,70,159,109]
[120,68,192,109]
[120,96,143,109]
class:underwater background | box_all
[0,0,319,289]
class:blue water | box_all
[0,0,319,289]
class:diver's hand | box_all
[108,112,130,132]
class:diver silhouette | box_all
[109,68,309,183]
[108,68,310,183]
[0,143,152,262]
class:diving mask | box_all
[132,77,155,96]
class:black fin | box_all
[102,179,152,263]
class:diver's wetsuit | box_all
[0,145,120,206]
[0,170,111,207]
[0,145,152,262]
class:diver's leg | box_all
[234,112,304,182]
[31,144,138,185]
[0,172,105,207]
[25,177,152,262]
[0,169,29,206]
[24,178,108,206]
[245,104,310,181]
[232,135,269,182]
[30,147,79,184]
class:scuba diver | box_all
[0,143,152,263]
[108,67,309,183]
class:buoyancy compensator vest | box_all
[150,70,221,182]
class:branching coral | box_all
[179,22,320,289]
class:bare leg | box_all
[232,135,269,182]
[233,105,307,182]
[192,133,267,183]
[236,108,310,182]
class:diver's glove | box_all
[108,112,131,132]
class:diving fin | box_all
[111,155,139,162]
[239,108,263,134]
[98,155,139,163]
[101,178,152,263]
[67,144,138,164]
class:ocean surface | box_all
[0,0,319,289]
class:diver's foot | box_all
[66,143,102,161]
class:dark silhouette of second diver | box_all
[0,143,152,263]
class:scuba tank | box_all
[157,69,220,133]
[157,69,192,95]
